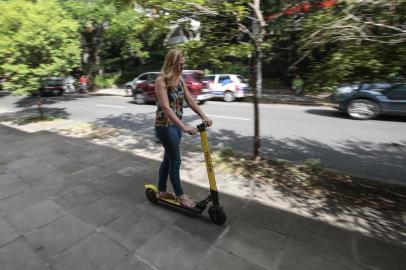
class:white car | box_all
[203,74,251,102]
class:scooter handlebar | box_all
[196,121,209,132]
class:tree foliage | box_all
[0,0,80,95]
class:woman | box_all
[155,48,212,208]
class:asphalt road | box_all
[1,93,405,185]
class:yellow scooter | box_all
[145,122,227,225]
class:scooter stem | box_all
[197,122,218,193]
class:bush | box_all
[94,74,120,89]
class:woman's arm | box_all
[155,76,196,134]
[182,80,212,125]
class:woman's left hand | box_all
[202,117,213,127]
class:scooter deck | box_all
[157,197,205,214]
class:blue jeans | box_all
[155,125,184,197]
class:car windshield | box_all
[360,83,392,91]
[236,76,246,83]
[183,72,204,82]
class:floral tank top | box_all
[155,80,184,127]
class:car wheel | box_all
[223,91,235,102]
[347,99,380,120]
[134,92,146,104]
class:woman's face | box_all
[178,57,185,72]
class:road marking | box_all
[96,104,125,109]
[207,114,250,121]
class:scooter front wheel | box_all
[146,188,158,203]
[208,205,227,225]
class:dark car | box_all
[130,70,212,104]
[37,78,65,96]
[333,82,406,120]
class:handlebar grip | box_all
[196,121,209,132]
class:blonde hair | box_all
[161,48,184,90]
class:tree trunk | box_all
[82,25,104,90]
[36,90,45,120]
[252,45,262,160]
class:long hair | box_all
[161,48,184,90]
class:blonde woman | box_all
[155,48,212,208]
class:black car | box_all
[333,83,406,120]
[37,78,65,96]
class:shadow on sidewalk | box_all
[89,113,406,244]
[0,124,405,269]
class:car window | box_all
[204,76,215,83]
[138,74,148,81]
[236,76,246,83]
[218,75,231,85]
[385,84,406,99]
[192,73,204,82]
[147,73,158,82]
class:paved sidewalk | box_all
[0,124,405,270]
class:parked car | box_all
[332,82,406,120]
[129,70,212,104]
[203,74,251,102]
[36,77,65,96]
[62,76,77,93]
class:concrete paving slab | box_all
[7,200,68,234]
[135,225,211,270]
[0,179,31,200]
[71,195,132,228]
[193,247,267,270]
[12,162,66,186]
[0,173,20,186]
[53,184,106,209]
[0,186,52,216]
[50,233,129,270]
[102,208,167,251]
[89,173,135,195]
[276,238,358,270]
[113,183,149,207]
[113,255,155,270]
[289,216,357,262]
[240,201,295,235]
[25,214,94,260]
[77,152,116,166]
[136,201,185,224]
[69,165,114,181]
[216,220,288,270]
[6,157,40,171]
[356,234,406,270]
[0,218,19,247]
[0,239,50,270]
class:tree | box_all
[145,0,308,159]
[62,0,117,86]
[0,0,80,118]
[291,0,406,90]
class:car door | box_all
[144,73,158,101]
[213,75,231,97]
[381,84,406,113]
[134,74,148,90]
[204,75,216,93]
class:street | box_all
[1,93,405,185]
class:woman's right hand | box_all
[183,126,197,135]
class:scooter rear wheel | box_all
[208,205,227,225]
[146,188,158,203]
